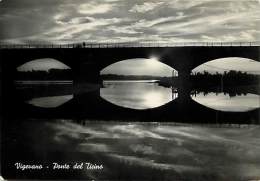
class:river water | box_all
[8,81,260,180]
[5,119,260,180]
[100,80,177,109]
[15,80,260,112]
[192,92,260,112]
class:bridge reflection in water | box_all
[11,79,259,124]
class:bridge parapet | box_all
[0,42,260,49]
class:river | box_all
[100,80,177,109]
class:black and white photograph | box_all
[0,0,260,180]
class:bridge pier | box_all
[74,62,101,84]
[177,70,192,102]
[176,69,193,122]
[73,62,102,96]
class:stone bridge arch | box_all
[1,46,259,83]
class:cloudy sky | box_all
[17,58,70,71]
[0,0,260,44]
[101,58,174,76]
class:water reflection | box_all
[192,91,260,112]
[26,95,73,108]
[13,119,260,180]
[15,81,73,108]
[100,80,177,109]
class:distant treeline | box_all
[191,70,260,88]
[101,74,177,87]
[102,71,260,88]
[192,90,248,98]
[16,68,72,80]
[101,74,172,80]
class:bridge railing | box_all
[0,42,260,49]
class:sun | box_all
[149,56,159,62]
[146,57,160,68]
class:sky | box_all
[0,0,260,44]
[17,58,70,71]
[192,58,260,75]
[101,58,174,76]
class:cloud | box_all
[55,15,93,25]
[78,2,114,14]
[132,15,186,29]
[104,0,120,1]
[107,26,142,35]
[0,0,259,43]
[129,2,164,13]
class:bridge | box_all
[0,43,260,124]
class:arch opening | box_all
[191,57,260,112]
[99,58,178,110]
[15,58,74,108]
